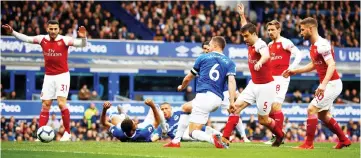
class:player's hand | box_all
[2,24,13,34]
[237,3,245,15]
[254,62,262,71]
[315,84,326,98]
[78,26,87,38]
[177,85,183,92]
[144,98,155,107]
[228,104,236,114]
[103,101,111,109]
[282,69,296,78]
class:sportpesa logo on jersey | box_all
[44,49,62,57]
[270,52,283,60]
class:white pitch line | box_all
[232,143,329,149]
[2,148,167,158]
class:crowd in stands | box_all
[1,1,137,40]
[2,1,359,47]
[122,1,360,47]
[1,113,360,143]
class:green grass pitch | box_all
[2,141,360,158]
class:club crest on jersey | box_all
[57,41,63,46]
[174,115,179,121]
[277,44,281,49]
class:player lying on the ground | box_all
[151,102,222,142]
[283,17,351,149]
[100,99,167,142]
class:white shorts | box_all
[40,72,70,100]
[221,91,240,110]
[189,91,222,124]
[237,80,276,116]
[273,76,290,104]
[311,79,343,112]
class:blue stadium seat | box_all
[174,95,184,102]
[153,95,164,103]
[143,95,154,100]
[164,96,174,103]
[97,84,104,98]
[71,95,78,101]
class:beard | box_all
[302,33,311,40]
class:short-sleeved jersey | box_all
[310,36,340,82]
[155,111,182,139]
[109,123,155,142]
[33,35,76,75]
[191,52,236,100]
[268,37,295,76]
[248,39,274,84]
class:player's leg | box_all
[166,101,192,146]
[223,82,254,140]
[235,117,250,142]
[54,72,71,141]
[188,92,224,148]
[318,110,351,149]
[256,81,284,147]
[39,74,56,128]
[269,76,289,130]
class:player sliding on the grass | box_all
[100,99,167,142]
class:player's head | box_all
[202,40,210,53]
[209,36,226,52]
[121,118,136,137]
[47,20,60,39]
[240,23,258,46]
[266,20,281,40]
[300,17,318,40]
[160,102,172,119]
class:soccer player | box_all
[283,17,351,149]
[152,102,222,142]
[164,36,237,148]
[204,40,250,143]
[264,20,303,144]
[100,99,166,142]
[222,4,284,147]
[2,20,87,141]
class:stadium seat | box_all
[153,95,164,103]
[164,95,174,103]
[71,95,78,101]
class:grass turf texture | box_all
[2,141,359,158]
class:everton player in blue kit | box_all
[164,36,237,148]
[100,99,164,142]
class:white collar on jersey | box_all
[252,38,262,47]
[212,51,224,55]
[124,131,137,138]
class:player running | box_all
[101,99,167,142]
[222,4,284,147]
[264,19,303,144]
[164,36,237,149]
[2,20,87,141]
[283,17,351,149]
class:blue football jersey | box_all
[191,52,236,100]
[155,111,182,139]
[109,123,154,142]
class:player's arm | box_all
[2,24,41,44]
[286,42,303,70]
[144,99,161,128]
[100,101,114,129]
[237,4,247,27]
[228,75,237,105]
[151,127,162,142]
[283,62,315,78]
[178,72,196,91]
[65,26,87,47]
[254,44,270,71]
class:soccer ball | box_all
[37,126,55,143]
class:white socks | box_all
[236,118,246,138]
[171,113,190,143]
[191,130,214,144]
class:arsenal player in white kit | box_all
[283,17,351,149]
[2,20,87,141]
[222,4,284,147]
[264,20,303,144]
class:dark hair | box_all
[160,102,170,106]
[202,40,210,48]
[240,23,257,35]
[211,36,226,50]
[121,118,134,136]
[47,20,59,25]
